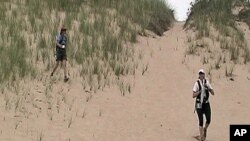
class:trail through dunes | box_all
[1,22,250,141]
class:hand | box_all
[61,45,65,48]
[196,91,201,95]
[204,83,208,87]
[210,89,215,95]
[204,84,209,89]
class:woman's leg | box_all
[204,103,211,140]
[62,59,68,82]
[51,61,59,76]
[51,49,61,76]
[197,109,204,141]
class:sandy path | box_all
[79,22,208,141]
[88,22,250,141]
[1,22,250,141]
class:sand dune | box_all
[0,22,250,141]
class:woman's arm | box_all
[209,89,214,95]
[56,35,63,48]
[56,42,62,48]
[193,91,200,98]
[205,81,215,96]
[192,82,200,98]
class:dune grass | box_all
[0,0,174,88]
[238,8,250,27]
[185,0,250,69]
[185,0,235,33]
[185,0,241,41]
[0,2,175,128]
[1,1,176,138]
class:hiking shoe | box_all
[64,77,69,82]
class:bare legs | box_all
[62,60,69,82]
[51,61,59,77]
[51,60,68,82]
[203,123,209,140]
[199,126,204,141]
[199,123,210,141]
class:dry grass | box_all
[0,0,174,91]
[184,0,250,76]
[0,0,174,139]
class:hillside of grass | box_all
[238,2,250,27]
[184,0,250,76]
[0,0,174,87]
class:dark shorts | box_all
[196,102,211,126]
[56,48,67,61]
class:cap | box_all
[198,69,205,74]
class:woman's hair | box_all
[60,27,66,34]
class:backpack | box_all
[195,79,210,110]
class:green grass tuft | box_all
[0,0,174,93]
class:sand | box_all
[0,22,250,141]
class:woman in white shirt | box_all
[193,69,215,141]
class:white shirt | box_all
[193,79,213,103]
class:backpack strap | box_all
[196,80,201,100]
[194,80,202,112]
[204,79,210,103]
[197,79,210,103]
